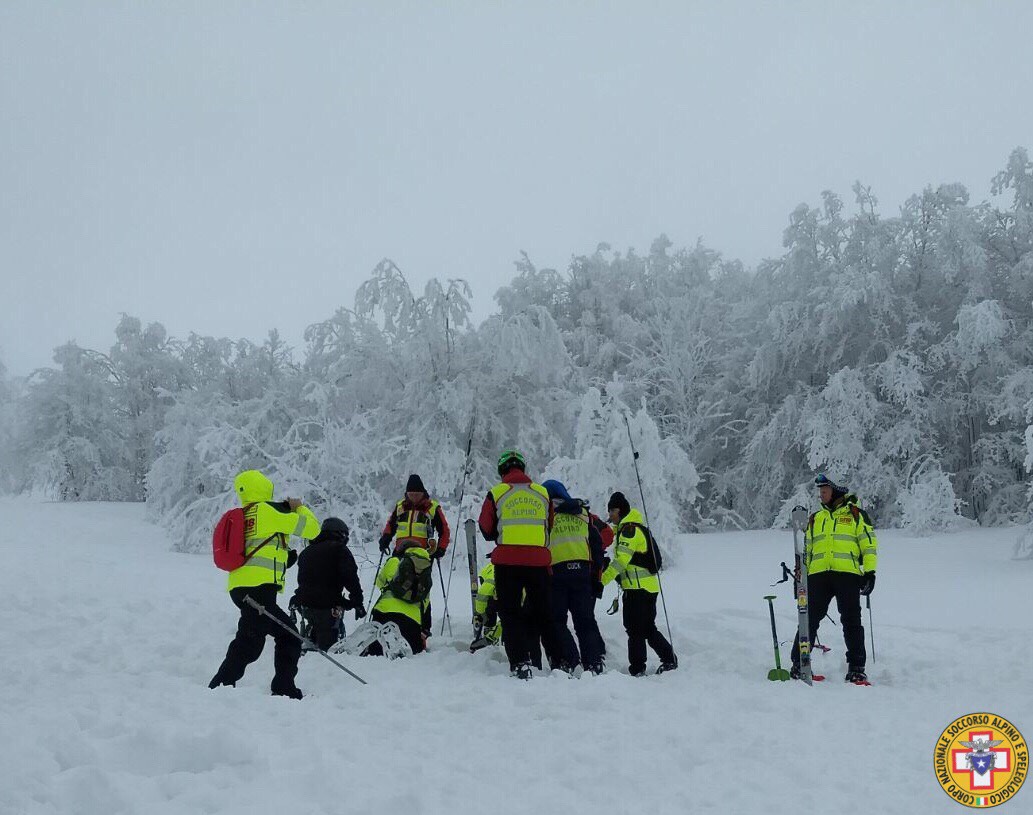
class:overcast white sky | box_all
[2,2,1031,375]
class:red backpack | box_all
[212,504,269,571]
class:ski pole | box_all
[866,595,876,663]
[367,549,385,615]
[436,558,453,637]
[622,413,673,645]
[242,596,367,685]
[764,595,791,681]
[442,418,476,635]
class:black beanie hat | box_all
[607,491,631,516]
[405,474,426,493]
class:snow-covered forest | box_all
[2,148,1033,553]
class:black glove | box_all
[337,595,354,611]
[431,545,445,560]
[286,549,298,569]
[378,534,392,554]
[354,602,367,619]
[592,581,604,599]
[860,572,876,596]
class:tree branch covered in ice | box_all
[1,148,1032,552]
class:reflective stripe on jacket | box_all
[227,503,320,593]
[549,511,591,564]
[490,482,551,548]
[805,496,878,576]
[392,498,440,547]
[600,508,660,593]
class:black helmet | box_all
[320,517,350,541]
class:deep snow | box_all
[2,498,1031,815]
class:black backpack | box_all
[626,523,664,573]
[386,550,433,603]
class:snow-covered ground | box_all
[3,497,1031,815]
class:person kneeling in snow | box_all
[363,542,434,657]
[290,517,365,652]
[209,470,321,699]
[470,558,503,651]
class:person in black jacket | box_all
[290,517,365,651]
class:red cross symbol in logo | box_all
[951,729,1012,791]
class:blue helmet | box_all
[541,479,572,501]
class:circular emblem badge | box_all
[934,713,1028,808]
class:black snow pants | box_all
[495,564,556,672]
[299,607,345,652]
[365,609,425,655]
[790,570,866,670]
[550,561,604,671]
[622,588,675,675]
[210,584,302,694]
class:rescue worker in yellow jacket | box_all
[366,542,434,656]
[478,449,555,679]
[470,560,503,651]
[378,473,449,635]
[790,473,878,684]
[600,491,677,676]
[209,470,321,698]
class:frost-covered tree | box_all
[10,147,1033,549]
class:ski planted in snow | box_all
[790,505,813,686]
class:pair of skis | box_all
[765,506,825,684]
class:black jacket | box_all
[293,530,363,610]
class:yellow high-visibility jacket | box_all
[805,495,878,576]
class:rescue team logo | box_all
[934,713,1027,808]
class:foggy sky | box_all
[3,1,1031,375]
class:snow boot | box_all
[270,681,304,700]
[845,667,869,684]
[513,662,533,680]
[657,657,678,674]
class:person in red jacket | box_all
[378,473,450,636]
[379,474,450,557]
[478,449,556,679]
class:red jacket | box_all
[590,512,614,550]
[382,495,451,553]
[479,470,553,568]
